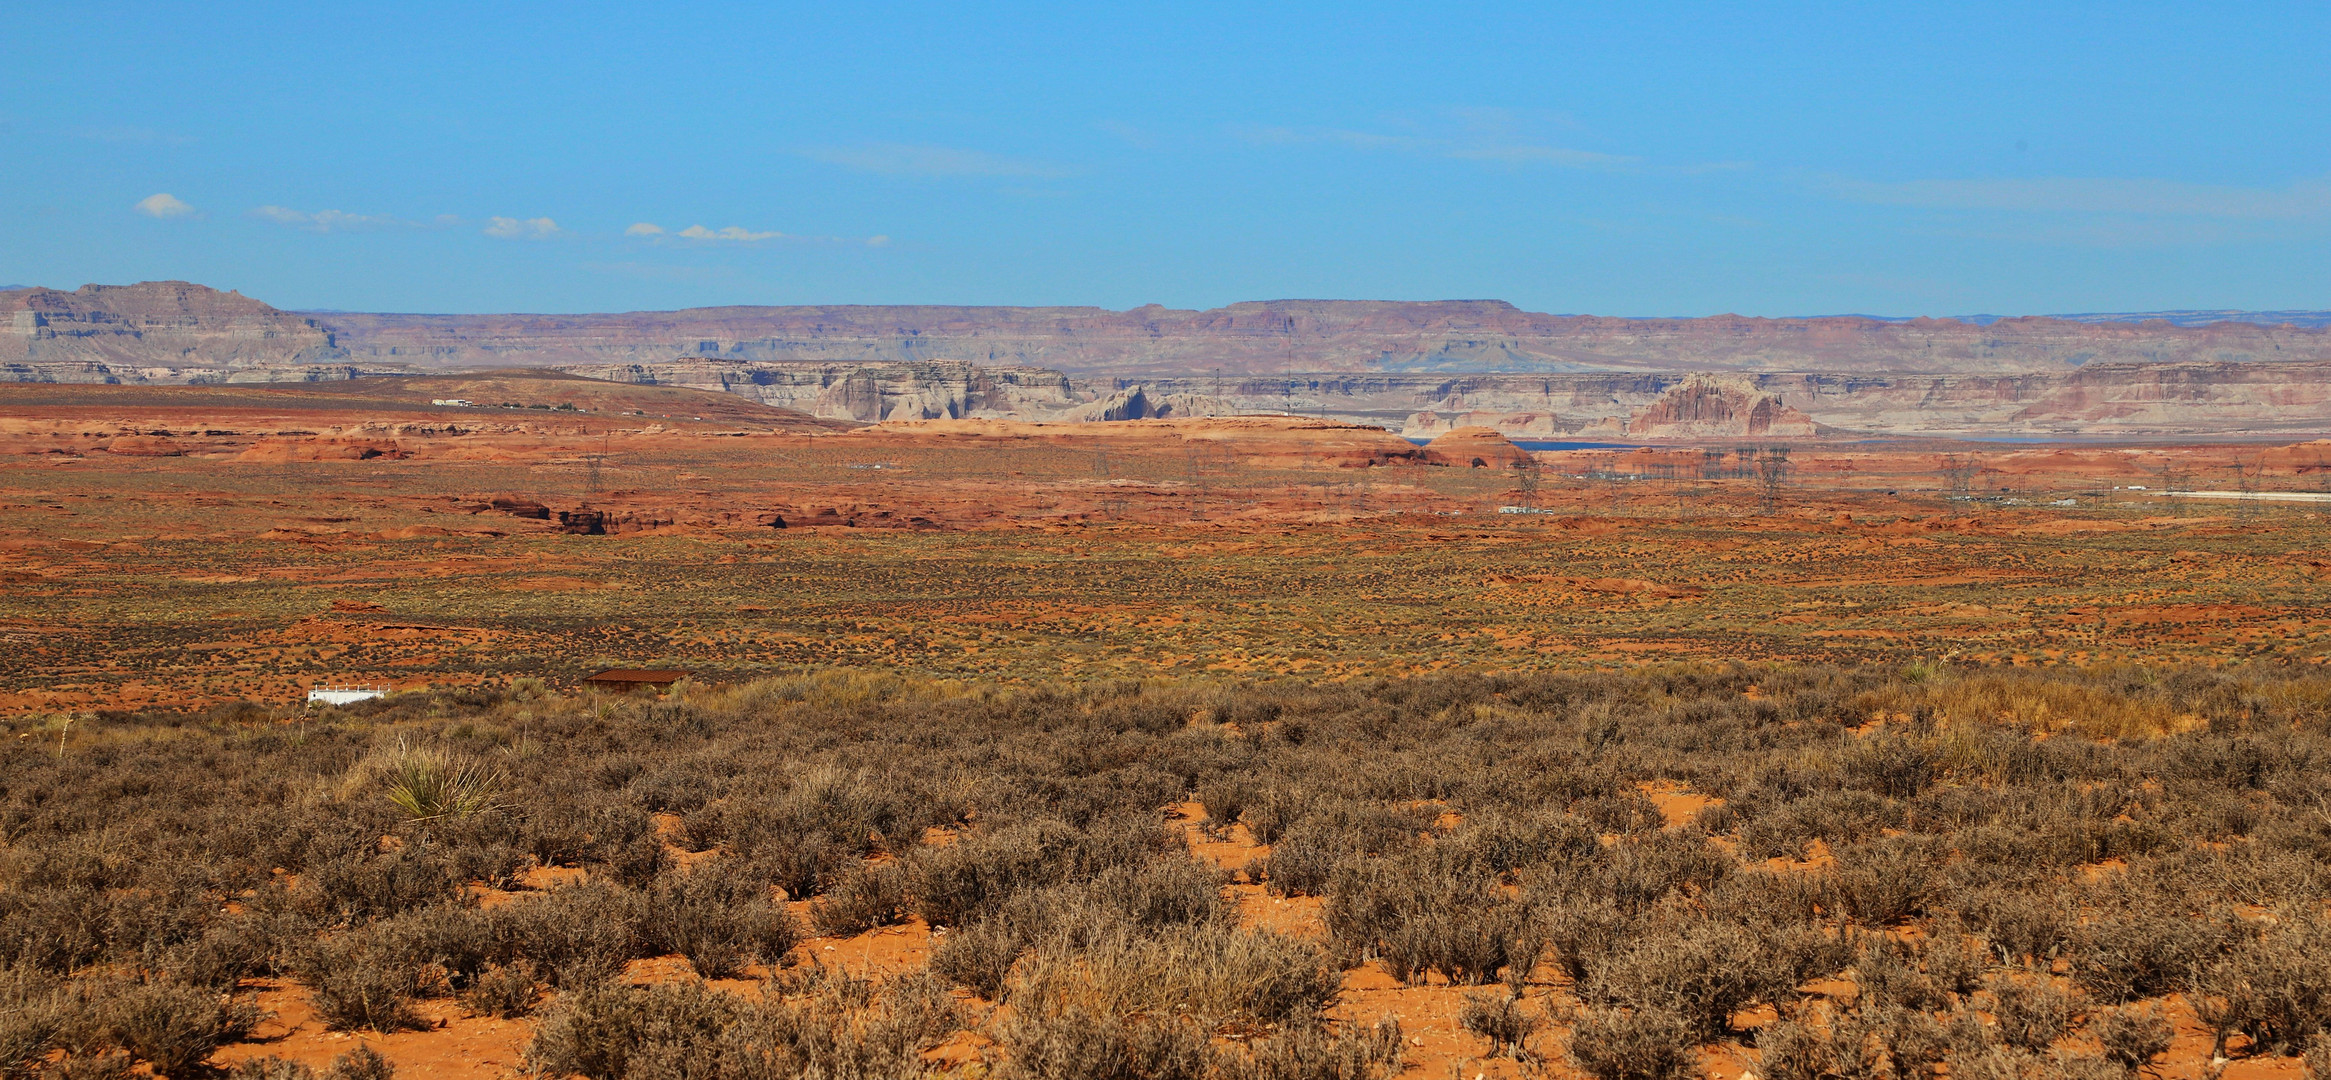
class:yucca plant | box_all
[382,743,504,821]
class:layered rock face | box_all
[314,299,2331,376]
[559,359,1080,422]
[1,282,348,374]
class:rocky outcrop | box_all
[1422,427,1534,468]
[1621,376,1820,439]
[1,282,346,370]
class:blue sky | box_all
[2,2,2326,316]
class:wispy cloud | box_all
[679,224,782,242]
[250,205,437,233]
[134,193,194,218]
[628,221,889,247]
[798,142,1069,178]
[483,216,565,240]
[1832,175,2331,220]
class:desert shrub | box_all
[1196,777,1255,835]
[1324,857,1533,985]
[909,820,1077,926]
[1854,936,1941,1012]
[1759,1010,1884,1080]
[372,903,495,992]
[641,864,801,978]
[460,960,540,1019]
[327,1047,395,1080]
[1960,886,2075,967]
[1839,731,1937,798]
[72,979,265,1078]
[1986,974,2080,1052]
[930,918,1027,999]
[0,966,65,1080]
[0,885,113,973]
[1089,857,1229,931]
[1740,790,1903,859]
[1459,991,1541,1060]
[1440,811,1600,880]
[1223,1013,1404,1080]
[1540,896,1632,983]
[1919,917,1991,1000]
[296,840,465,925]
[580,805,668,889]
[293,932,432,1033]
[2070,902,2237,1003]
[2191,916,2331,1054]
[1008,925,1341,1029]
[486,882,645,987]
[1575,790,1665,835]
[998,1006,1214,1080]
[1242,787,1301,845]
[158,911,306,988]
[2307,1032,2331,1080]
[1257,823,1350,897]
[812,860,911,937]
[229,1057,314,1080]
[1577,915,1768,1041]
[1826,835,1945,925]
[526,973,950,1080]
[1591,831,1731,915]
[1566,1005,1698,1080]
[2091,1006,2173,1076]
[525,980,746,1080]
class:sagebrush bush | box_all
[2092,1006,2174,1076]
[811,860,910,937]
[1566,1005,1698,1080]
[72,979,265,1078]
[641,863,800,978]
[1459,991,1540,1060]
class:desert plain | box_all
[4,367,2331,1080]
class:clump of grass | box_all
[370,742,504,821]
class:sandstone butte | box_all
[1419,426,1534,469]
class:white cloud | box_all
[135,193,194,218]
[678,224,783,242]
[799,143,1069,178]
[1831,176,2331,220]
[483,216,564,239]
[250,205,416,232]
[624,222,666,236]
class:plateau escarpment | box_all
[314,298,2331,376]
[7,282,2331,439]
[1,281,355,377]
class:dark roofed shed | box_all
[583,668,690,690]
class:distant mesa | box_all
[7,282,2331,442]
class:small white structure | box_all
[307,684,390,706]
[431,398,475,407]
